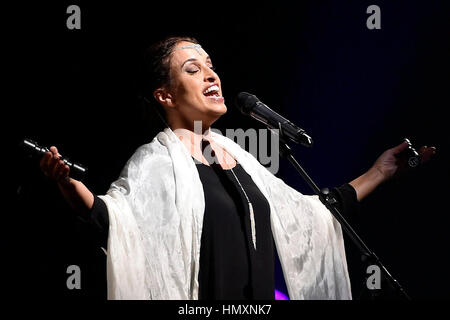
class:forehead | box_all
[171,41,210,65]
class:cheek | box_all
[176,78,202,101]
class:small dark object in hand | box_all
[396,138,421,169]
[22,138,88,180]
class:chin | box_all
[204,104,227,126]
[216,103,227,115]
[203,103,226,118]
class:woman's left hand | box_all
[372,141,437,181]
[350,140,436,201]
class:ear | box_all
[153,87,175,108]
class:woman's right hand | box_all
[39,145,95,213]
[40,146,71,184]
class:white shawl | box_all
[99,127,352,300]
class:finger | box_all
[419,146,436,153]
[419,146,437,162]
[392,141,409,154]
[49,146,57,156]
[40,152,53,174]
[63,164,70,177]
[46,154,59,174]
[46,146,58,168]
[46,146,64,177]
[49,146,62,159]
[57,165,70,182]
[51,160,65,180]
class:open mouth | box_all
[203,85,223,101]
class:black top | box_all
[85,160,358,300]
[194,159,274,300]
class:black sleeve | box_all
[77,195,109,247]
[90,195,110,234]
[329,183,360,223]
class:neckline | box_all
[192,156,238,171]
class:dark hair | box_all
[138,36,199,129]
[143,36,199,97]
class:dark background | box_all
[4,0,449,300]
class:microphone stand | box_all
[278,137,411,300]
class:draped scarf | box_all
[99,127,352,300]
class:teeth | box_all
[203,85,220,95]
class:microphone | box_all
[235,92,313,147]
[22,138,88,180]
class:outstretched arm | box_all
[349,141,436,201]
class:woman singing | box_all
[39,36,435,300]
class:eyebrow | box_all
[181,56,212,69]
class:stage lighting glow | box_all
[275,290,289,300]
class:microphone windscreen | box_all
[235,92,259,114]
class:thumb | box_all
[49,146,60,158]
[391,140,409,155]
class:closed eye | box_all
[185,62,215,74]
[186,66,215,74]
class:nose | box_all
[204,68,217,83]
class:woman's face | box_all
[161,41,227,129]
